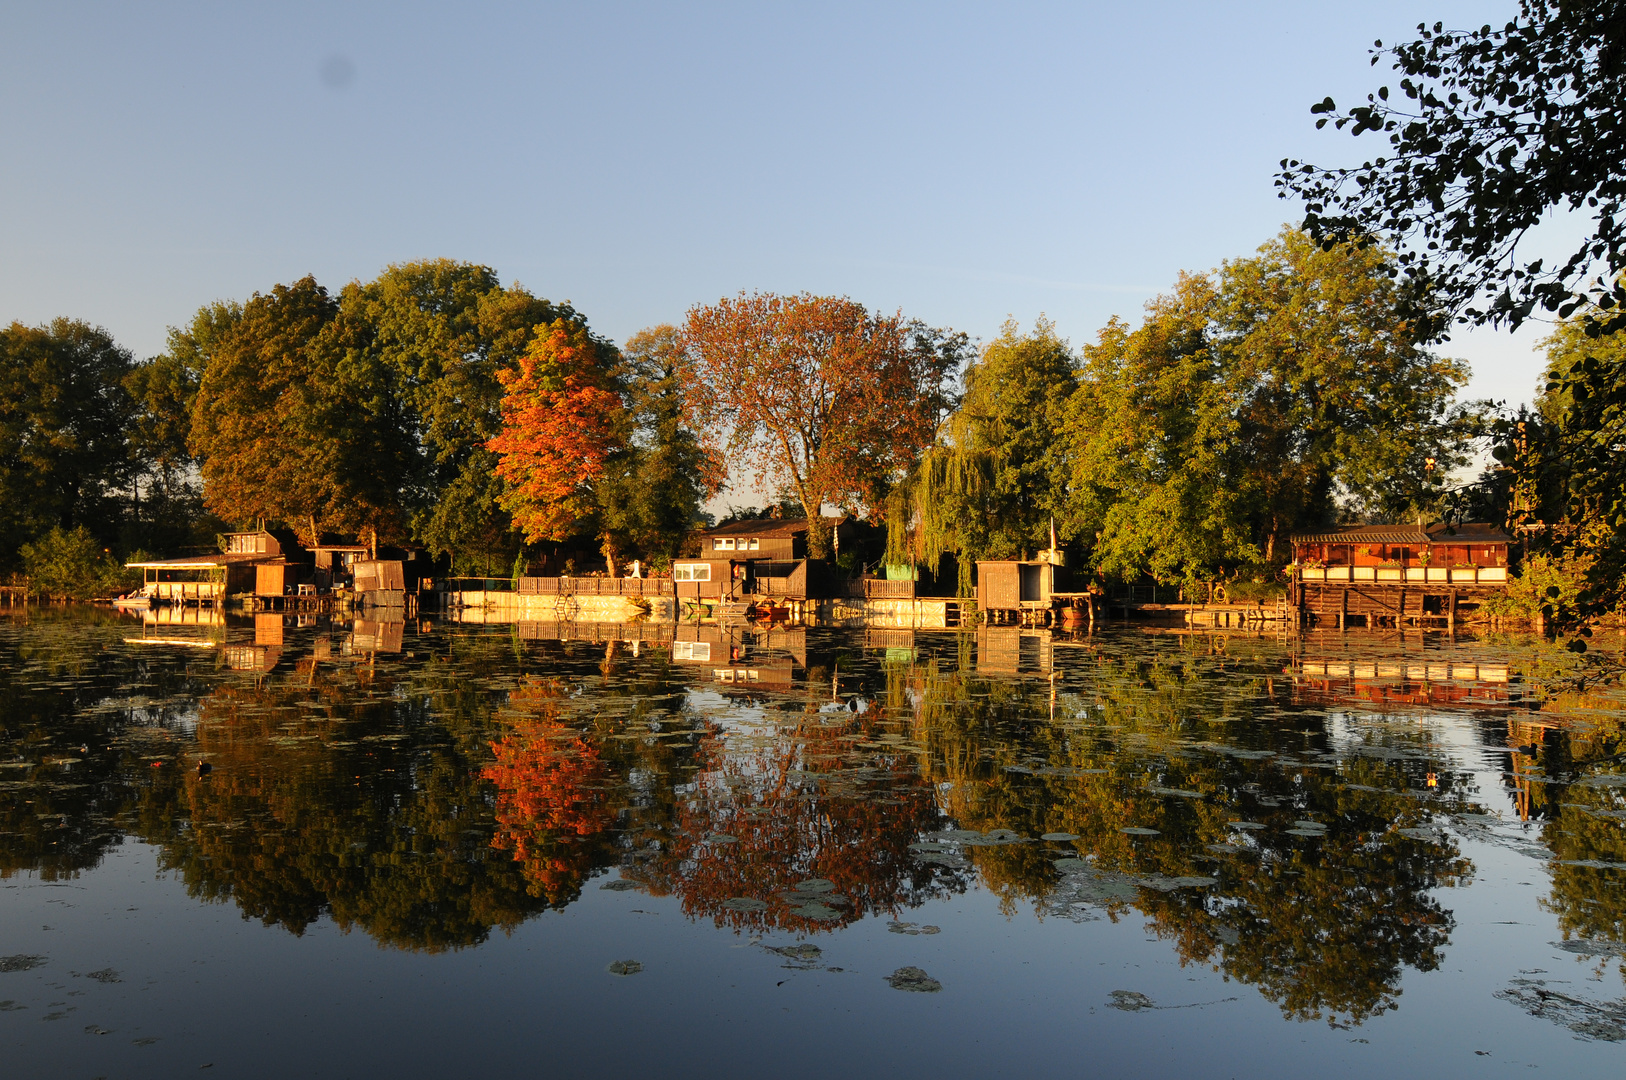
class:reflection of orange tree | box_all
[895,649,1473,1024]
[628,709,964,933]
[483,678,619,906]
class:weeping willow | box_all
[884,443,998,597]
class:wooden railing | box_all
[864,578,916,599]
[1295,565,1508,585]
[517,577,676,597]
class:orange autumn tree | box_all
[486,319,627,565]
[679,294,967,557]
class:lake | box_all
[2,609,1624,1078]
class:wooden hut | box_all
[1290,523,1511,629]
[976,556,1070,625]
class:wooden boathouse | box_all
[1290,523,1511,630]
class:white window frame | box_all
[673,563,712,582]
[674,641,711,661]
[714,538,735,550]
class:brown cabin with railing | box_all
[1290,523,1511,629]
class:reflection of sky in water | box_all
[0,612,1624,1077]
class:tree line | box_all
[2,227,1622,606]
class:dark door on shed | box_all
[1019,564,1043,602]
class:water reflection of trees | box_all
[623,707,967,932]
[0,612,204,880]
[891,644,1473,1024]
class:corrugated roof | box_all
[1292,523,1511,545]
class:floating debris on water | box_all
[606,960,643,976]
[0,1000,25,1011]
[885,966,941,992]
[84,1025,112,1035]
[1550,939,1626,959]
[0,956,47,973]
[1496,979,1626,1042]
[84,969,121,983]
[1108,990,1155,1011]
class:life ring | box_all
[1213,584,1227,603]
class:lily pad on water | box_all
[0,955,47,973]
[606,960,643,976]
[767,943,822,962]
[0,1000,24,1011]
[1284,828,1325,838]
[887,922,941,936]
[788,903,842,921]
[721,897,770,912]
[885,966,942,992]
[1204,843,1245,855]
[1053,857,1090,871]
[1396,828,1442,842]
[1227,821,1266,831]
[705,834,739,844]
[793,878,836,894]
[908,841,949,854]
[961,829,1025,846]
[600,879,641,891]
[1136,875,1216,891]
[1041,832,1080,842]
[1145,786,1205,799]
[1292,820,1327,831]
[1108,990,1155,1011]
[1120,827,1160,836]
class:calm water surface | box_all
[2,609,1625,1078]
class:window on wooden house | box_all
[673,563,712,582]
[748,538,760,550]
[714,538,735,550]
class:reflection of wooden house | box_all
[1291,523,1511,629]
[1291,656,1516,710]
[976,627,1053,675]
[668,624,800,687]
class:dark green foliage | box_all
[1279,0,1626,336]
[0,319,136,569]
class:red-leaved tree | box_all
[679,293,964,557]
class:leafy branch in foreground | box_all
[1277,1,1626,338]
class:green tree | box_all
[596,325,723,565]
[1278,0,1626,336]
[337,259,571,565]
[0,319,136,568]
[1061,229,1470,585]
[886,318,1075,587]
[19,526,134,600]
[187,276,415,543]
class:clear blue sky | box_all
[2,0,1553,409]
